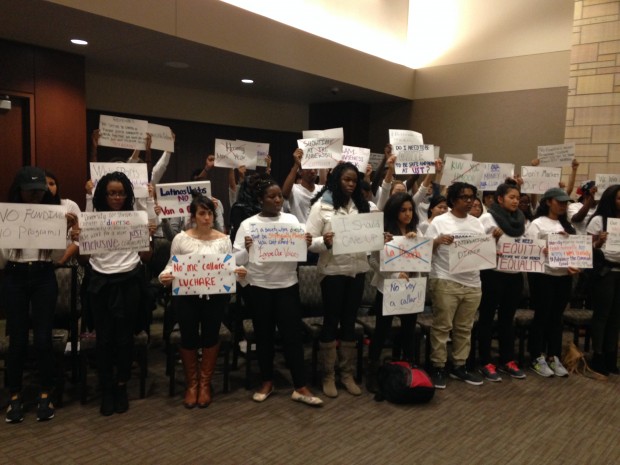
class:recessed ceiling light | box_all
[165,61,189,69]
[241,79,254,84]
[70,39,88,46]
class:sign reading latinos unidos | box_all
[331,211,384,255]
[382,278,427,316]
[155,181,212,219]
[79,211,149,254]
[170,253,236,296]
[380,236,433,273]
[248,223,307,263]
[0,203,67,249]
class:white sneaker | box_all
[530,355,554,377]
[550,356,569,377]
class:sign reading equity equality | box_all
[155,181,212,219]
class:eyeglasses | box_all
[457,195,475,201]
[106,192,127,198]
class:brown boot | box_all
[338,341,362,396]
[198,344,219,408]
[179,348,199,408]
[319,341,338,398]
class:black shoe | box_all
[36,394,55,421]
[115,384,129,414]
[450,365,484,386]
[590,353,609,377]
[604,352,619,375]
[100,389,115,416]
[431,367,447,389]
[5,396,24,424]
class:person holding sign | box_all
[526,188,579,378]
[2,167,77,423]
[282,148,323,223]
[233,177,322,407]
[418,195,448,235]
[306,163,373,398]
[78,172,154,416]
[426,182,486,389]
[586,184,620,376]
[160,194,246,408]
[366,192,422,393]
[477,181,527,381]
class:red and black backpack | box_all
[375,361,435,404]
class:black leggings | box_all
[368,291,417,362]
[320,274,365,343]
[175,294,229,349]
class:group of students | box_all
[2,140,619,424]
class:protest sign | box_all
[389,129,424,149]
[496,237,546,273]
[444,153,473,161]
[214,139,257,169]
[449,235,497,273]
[297,138,341,169]
[255,143,270,167]
[155,181,212,218]
[606,218,620,253]
[382,278,426,316]
[98,115,148,150]
[331,212,384,255]
[90,162,149,198]
[537,143,575,167]
[170,253,236,296]
[595,174,620,200]
[147,123,174,152]
[79,211,149,254]
[442,156,484,186]
[368,152,384,171]
[302,128,343,140]
[479,163,515,191]
[380,236,433,272]
[340,146,370,172]
[520,166,562,194]
[394,144,435,175]
[248,223,307,262]
[0,203,66,249]
[547,234,592,268]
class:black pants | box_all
[368,291,417,362]
[4,262,57,394]
[591,270,620,354]
[477,270,523,365]
[175,294,229,349]
[528,273,572,358]
[247,284,307,388]
[320,274,365,343]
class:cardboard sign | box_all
[547,234,592,268]
[496,237,546,273]
[170,253,236,296]
[382,278,426,316]
[479,163,515,191]
[380,236,433,272]
[0,203,67,249]
[79,211,149,254]
[90,162,149,198]
[606,218,620,253]
[520,166,562,194]
[389,129,424,148]
[442,156,484,186]
[155,181,212,218]
[537,143,575,167]
[368,152,384,172]
[297,138,341,169]
[449,235,497,273]
[339,145,370,173]
[98,115,148,150]
[214,139,257,169]
[248,223,307,262]
[595,174,620,200]
[147,123,174,153]
[331,212,384,255]
[394,144,435,175]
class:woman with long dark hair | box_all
[586,184,620,376]
[306,162,372,397]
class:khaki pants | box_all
[429,278,482,368]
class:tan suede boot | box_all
[338,341,362,395]
[178,348,199,408]
[198,344,219,408]
[319,341,338,398]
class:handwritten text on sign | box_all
[442,157,484,186]
[606,218,620,253]
[98,115,148,151]
[520,166,562,194]
[214,139,257,169]
[0,203,66,249]
[171,254,236,296]
[389,129,424,148]
[537,143,575,167]
[331,212,384,255]
[249,223,307,263]
[595,174,620,200]
[394,145,435,175]
[339,146,370,173]
[147,123,174,153]
[449,235,497,273]
[79,211,149,254]
[382,278,426,316]
[480,163,515,190]
[156,181,212,219]
[298,138,342,169]
[547,234,592,268]
[90,162,149,198]
[496,237,546,273]
[380,236,433,272]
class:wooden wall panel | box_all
[0,40,35,94]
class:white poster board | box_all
[382,278,426,316]
[479,163,515,191]
[547,234,592,268]
[537,143,575,167]
[340,146,370,173]
[147,123,174,152]
[394,144,435,175]
[79,211,149,254]
[444,153,473,161]
[98,115,148,150]
[496,237,546,273]
[248,223,307,262]
[297,138,341,169]
[594,174,620,200]
[155,181,212,218]
[520,166,562,194]
[606,218,620,253]
[0,203,67,249]
[331,212,384,255]
[380,236,433,272]
[449,235,497,273]
[256,143,270,168]
[368,152,384,172]
[90,162,149,198]
[214,139,257,169]
[389,129,424,149]
[170,253,236,296]
[442,156,484,186]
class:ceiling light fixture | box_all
[70,39,88,46]
[241,79,254,84]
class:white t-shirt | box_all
[568,202,596,235]
[586,215,620,264]
[159,231,232,279]
[426,211,486,287]
[288,183,322,223]
[525,216,570,276]
[479,212,525,274]
[89,251,141,275]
